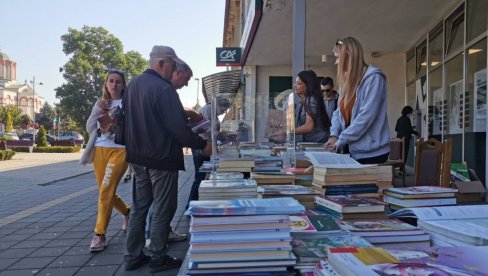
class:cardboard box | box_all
[452,181,486,204]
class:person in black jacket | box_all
[395,106,418,174]
[123,45,211,273]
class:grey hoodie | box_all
[330,65,390,160]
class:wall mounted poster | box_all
[449,80,463,134]
[474,68,487,132]
[432,88,442,135]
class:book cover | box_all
[199,179,257,189]
[291,235,373,259]
[186,197,305,216]
[315,195,385,213]
[208,172,244,180]
[191,214,289,225]
[385,186,458,195]
[337,219,421,233]
[389,205,488,221]
[257,185,319,195]
[289,215,341,233]
[383,195,457,207]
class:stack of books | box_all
[337,219,430,248]
[326,246,488,275]
[218,157,255,172]
[297,142,327,151]
[198,179,257,200]
[312,166,380,197]
[383,186,458,210]
[218,145,240,158]
[314,195,388,220]
[250,172,295,185]
[291,234,372,274]
[377,164,393,190]
[282,167,314,187]
[185,198,305,274]
[257,184,320,208]
[252,156,283,173]
[389,205,488,246]
[321,184,379,197]
[208,171,244,180]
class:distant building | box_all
[0,50,45,120]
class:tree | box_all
[36,125,48,146]
[19,114,32,129]
[55,26,146,128]
[0,105,23,128]
[37,103,56,131]
[6,112,13,132]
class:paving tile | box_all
[75,264,119,276]
[0,269,40,276]
[48,254,92,268]
[0,222,32,229]
[0,228,17,235]
[27,232,61,240]
[43,238,80,248]
[0,241,17,250]
[11,239,50,249]
[0,234,33,242]
[63,246,91,256]
[56,231,91,239]
[10,227,43,235]
[0,248,36,258]
[8,256,56,270]
[87,253,124,266]
[27,247,70,257]
[36,266,81,276]
[0,258,20,270]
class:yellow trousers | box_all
[93,147,129,235]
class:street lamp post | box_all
[30,76,43,144]
[195,77,200,106]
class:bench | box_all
[3,140,35,153]
[50,139,76,147]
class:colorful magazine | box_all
[186,197,305,216]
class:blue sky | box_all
[0,0,225,107]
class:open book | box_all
[304,151,366,168]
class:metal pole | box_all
[32,76,36,144]
[195,78,200,105]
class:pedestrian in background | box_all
[320,77,338,124]
[395,105,418,174]
[80,70,130,252]
[123,46,211,273]
[294,70,330,143]
[325,37,390,164]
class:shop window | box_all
[269,76,292,109]
[406,48,416,83]
[428,23,443,70]
[467,0,488,42]
[465,38,486,182]
[445,4,465,56]
[416,41,427,78]
[428,67,443,138]
[444,54,464,162]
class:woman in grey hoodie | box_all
[325,37,390,164]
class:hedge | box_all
[11,146,81,153]
[0,150,16,160]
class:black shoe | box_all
[125,253,150,271]
[149,255,183,273]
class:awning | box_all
[202,70,242,103]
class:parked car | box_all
[0,132,19,140]
[19,133,33,141]
[46,134,56,144]
[57,131,84,145]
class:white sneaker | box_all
[168,231,188,242]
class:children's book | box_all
[289,215,341,234]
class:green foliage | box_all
[36,125,48,146]
[55,25,147,128]
[6,112,13,132]
[0,150,16,160]
[19,114,32,129]
[37,103,56,131]
[33,146,81,153]
[0,105,23,128]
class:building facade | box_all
[219,0,487,182]
[0,51,45,120]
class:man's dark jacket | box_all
[124,69,207,171]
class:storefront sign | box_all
[216,47,241,66]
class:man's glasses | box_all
[322,89,332,93]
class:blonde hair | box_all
[102,70,126,99]
[334,37,367,107]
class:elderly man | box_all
[123,46,211,272]
[144,62,194,245]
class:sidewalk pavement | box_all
[0,150,194,275]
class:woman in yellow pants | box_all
[80,70,130,252]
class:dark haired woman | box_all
[395,105,418,174]
[80,70,130,252]
[294,70,330,143]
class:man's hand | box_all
[200,142,212,156]
[324,136,338,152]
